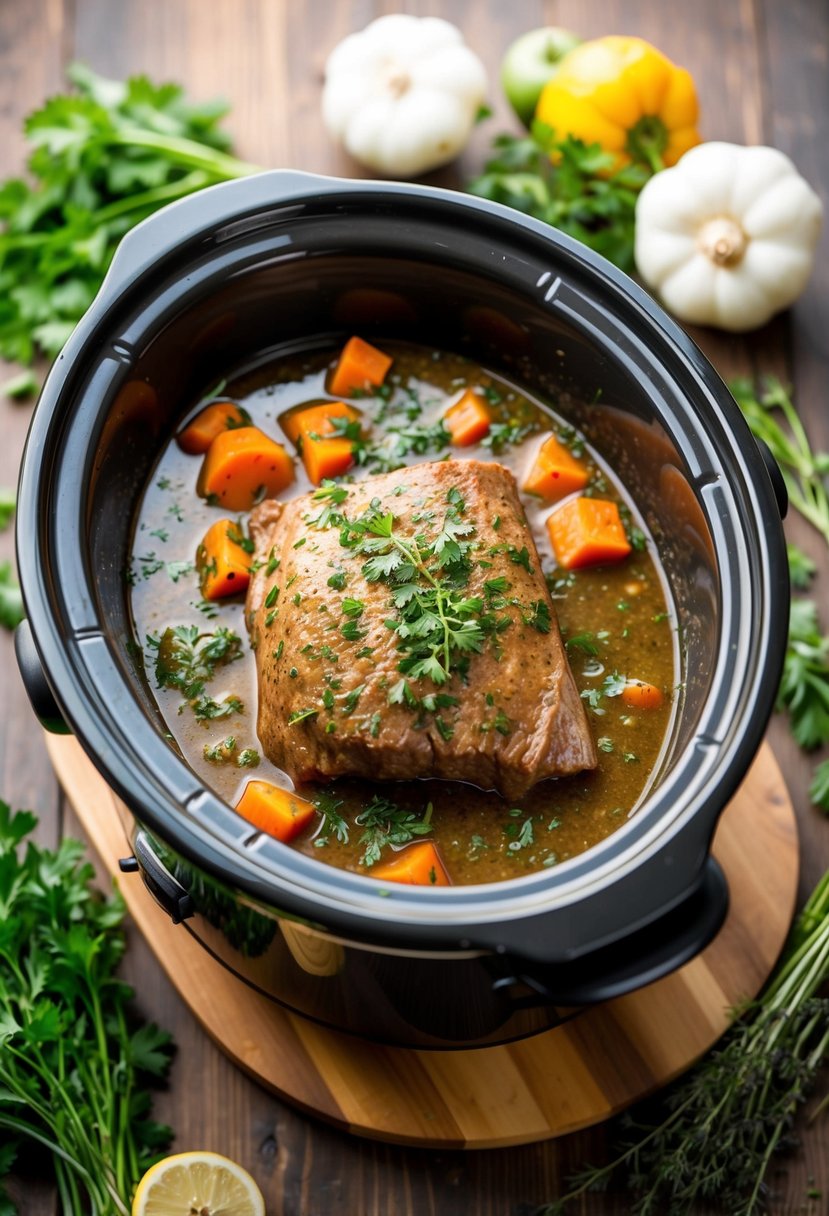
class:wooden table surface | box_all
[1,2,826,1213]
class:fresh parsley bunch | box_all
[0,63,257,371]
[468,122,651,273]
[0,803,173,1214]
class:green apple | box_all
[500,27,582,127]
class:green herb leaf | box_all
[0,803,173,1208]
[356,795,434,867]
[468,125,651,273]
[0,562,24,630]
[0,65,260,374]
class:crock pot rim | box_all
[15,170,789,959]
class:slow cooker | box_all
[15,171,789,1048]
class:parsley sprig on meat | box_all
[339,487,486,687]
[0,803,173,1214]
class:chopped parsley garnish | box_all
[226,521,255,554]
[314,791,349,844]
[581,671,627,713]
[356,796,434,867]
[565,632,599,656]
[151,625,243,722]
[507,544,533,573]
[288,707,318,725]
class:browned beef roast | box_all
[247,460,596,798]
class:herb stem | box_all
[107,127,261,178]
[93,168,213,223]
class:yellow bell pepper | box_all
[535,36,701,173]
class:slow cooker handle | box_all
[14,619,70,734]
[491,856,729,1007]
[98,169,328,292]
[119,828,194,925]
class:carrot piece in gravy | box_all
[196,518,252,600]
[620,680,664,710]
[444,389,492,446]
[523,434,589,502]
[199,426,294,511]
[547,497,632,569]
[177,401,248,454]
[371,841,451,886]
[280,400,361,446]
[302,436,357,485]
[235,781,315,842]
[279,400,362,484]
[328,336,392,397]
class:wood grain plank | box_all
[0,0,65,843]
[47,733,797,1156]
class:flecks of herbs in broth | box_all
[130,343,677,884]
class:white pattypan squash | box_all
[635,142,823,332]
[322,15,487,178]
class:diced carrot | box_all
[279,401,363,485]
[196,518,251,601]
[177,401,249,454]
[302,436,357,485]
[620,680,665,710]
[235,781,315,843]
[444,389,492,447]
[198,426,294,511]
[328,336,393,398]
[547,497,632,569]
[371,841,451,887]
[523,434,589,502]
[280,400,362,446]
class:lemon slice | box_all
[132,1151,266,1216]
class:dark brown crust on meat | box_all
[247,460,597,798]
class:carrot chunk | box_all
[280,400,361,446]
[279,400,363,483]
[371,841,451,886]
[328,336,392,398]
[620,680,665,710]
[198,426,294,511]
[547,497,632,569]
[196,518,252,601]
[177,401,248,454]
[235,781,315,843]
[444,389,492,446]
[302,436,357,485]
[523,434,589,502]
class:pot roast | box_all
[247,459,596,798]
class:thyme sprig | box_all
[543,868,829,1216]
[730,376,829,548]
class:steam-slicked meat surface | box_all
[247,460,596,798]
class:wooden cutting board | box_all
[47,735,797,1149]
